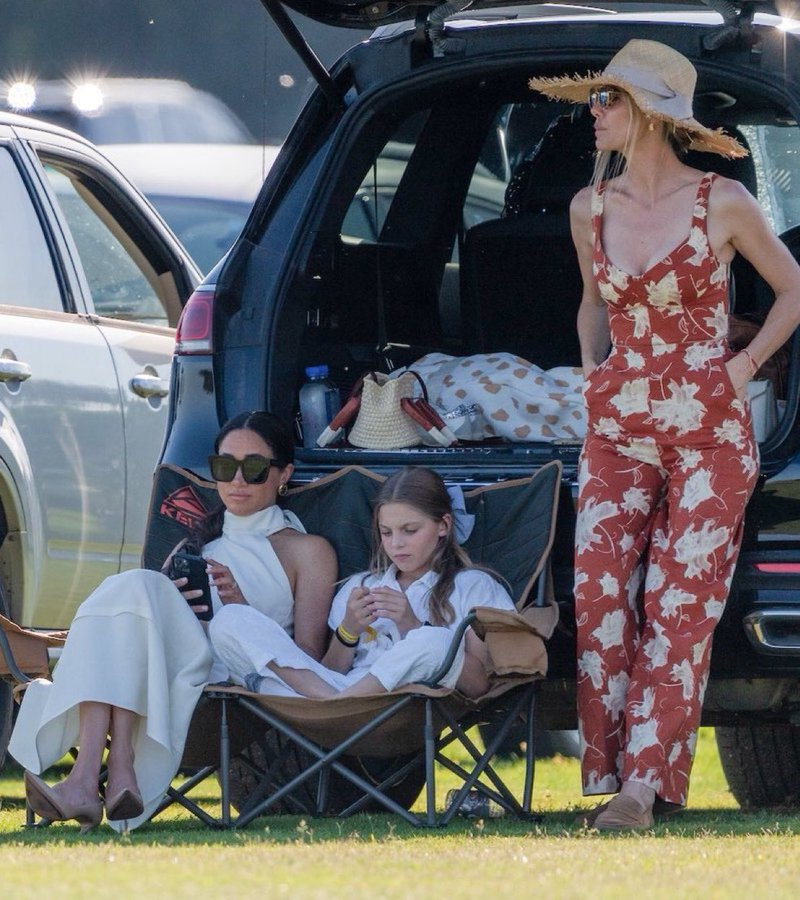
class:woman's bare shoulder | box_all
[570,184,594,215]
[708,173,759,211]
[275,529,333,552]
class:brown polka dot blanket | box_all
[405,353,587,442]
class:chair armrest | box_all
[0,623,31,683]
[419,611,477,687]
[418,601,558,688]
[0,614,66,684]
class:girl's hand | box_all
[364,586,421,637]
[726,352,755,403]
[341,586,375,635]
[205,557,246,605]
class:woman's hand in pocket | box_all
[726,353,755,403]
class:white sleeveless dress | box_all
[8,504,303,832]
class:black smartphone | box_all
[168,551,213,620]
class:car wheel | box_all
[226,730,425,817]
[715,724,800,808]
[0,579,14,769]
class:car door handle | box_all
[0,358,32,382]
[130,372,169,399]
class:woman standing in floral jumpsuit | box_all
[530,40,800,830]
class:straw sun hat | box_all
[528,39,747,158]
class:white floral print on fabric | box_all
[574,173,759,806]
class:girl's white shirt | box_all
[328,566,514,675]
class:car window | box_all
[148,195,251,274]
[742,121,800,234]
[0,147,63,311]
[40,160,170,325]
[340,107,432,242]
[341,141,417,242]
[342,131,506,242]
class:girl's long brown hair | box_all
[368,467,478,626]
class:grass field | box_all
[2,728,799,899]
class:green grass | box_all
[2,728,800,898]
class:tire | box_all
[715,724,800,809]
[0,579,14,769]
[227,729,425,817]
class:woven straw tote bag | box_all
[348,371,422,449]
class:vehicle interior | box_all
[267,67,800,461]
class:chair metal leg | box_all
[315,767,330,816]
[232,694,426,828]
[220,697,231,827]
[434,685,541,825]
[522,687,536,813]
[424,699,436,827]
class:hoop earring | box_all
[278,483,288,496]
[647,118,655,132]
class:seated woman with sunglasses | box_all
[9,411,336,834]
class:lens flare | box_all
[7,81,37,111]
[71,83,104,113]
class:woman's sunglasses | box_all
[208,454,274,484]
[588,87,622,110]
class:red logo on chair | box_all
[160,486,208,529]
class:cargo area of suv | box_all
[156,1,800,807]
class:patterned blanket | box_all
[407,352,587,443]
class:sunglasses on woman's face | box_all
[208,454,274,484]
[588,87,622,110]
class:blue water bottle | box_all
[299,365,340,448]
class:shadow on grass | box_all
[4,759,800,845]
[3,800,800,846]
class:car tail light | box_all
[753,563,800,574]
[175,287,214,354]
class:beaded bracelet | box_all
[335,624,359,648]
[741,347,759,377]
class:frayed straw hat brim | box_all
[529,43,748,160]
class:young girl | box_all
[210,466,516,699]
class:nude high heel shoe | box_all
[24,771,103,834]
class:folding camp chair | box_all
[155,460,562,828]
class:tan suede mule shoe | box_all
[593,795,654,831]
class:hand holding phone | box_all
[168,551,213,620]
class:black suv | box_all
[152,1,800,808]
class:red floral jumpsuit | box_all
[575,172,759,805]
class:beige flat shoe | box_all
[594,795,654,831]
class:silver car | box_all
[0,111,200,634]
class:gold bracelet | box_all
[335,624,359,647]
[742,347,759,377]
